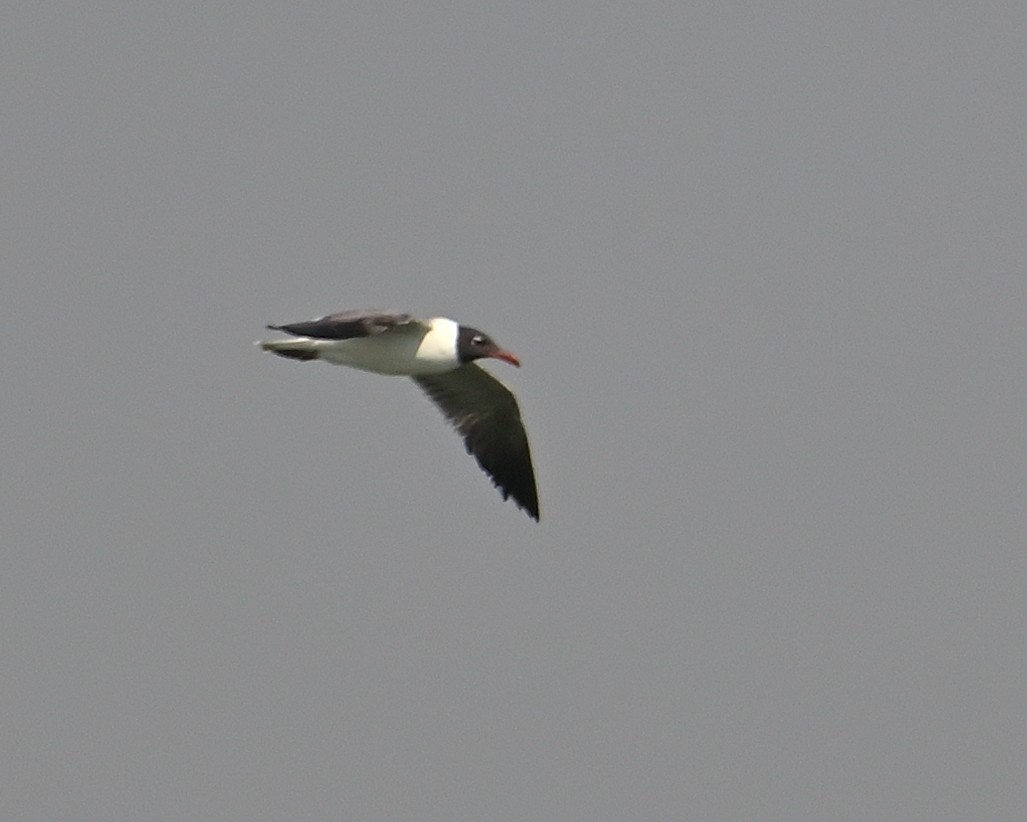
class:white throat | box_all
[413,317,461,373]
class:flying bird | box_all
[259,309,539,520]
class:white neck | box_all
[414,317,461,370]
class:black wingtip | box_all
[524,498,541,522]
[266,347,319,362]
[499,481,540,522]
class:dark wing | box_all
[414,364,539,521]
[267,309,417,340]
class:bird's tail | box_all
[257,338,321,362]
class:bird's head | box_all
[457,326,521,367]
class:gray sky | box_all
[3,2,1025,819]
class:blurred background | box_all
[3,3,1025,819]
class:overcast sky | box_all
[3,3,1025,819]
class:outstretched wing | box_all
[267,309,418,340]
[414,364,539,521]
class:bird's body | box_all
[259,309,540,520]
[263,315,461,376]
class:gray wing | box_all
[267,309,418,340]
[414,364,539,521]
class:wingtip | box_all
[507,487,540,521]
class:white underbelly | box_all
[318,327,457,376]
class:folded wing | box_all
[268,309,417,340]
